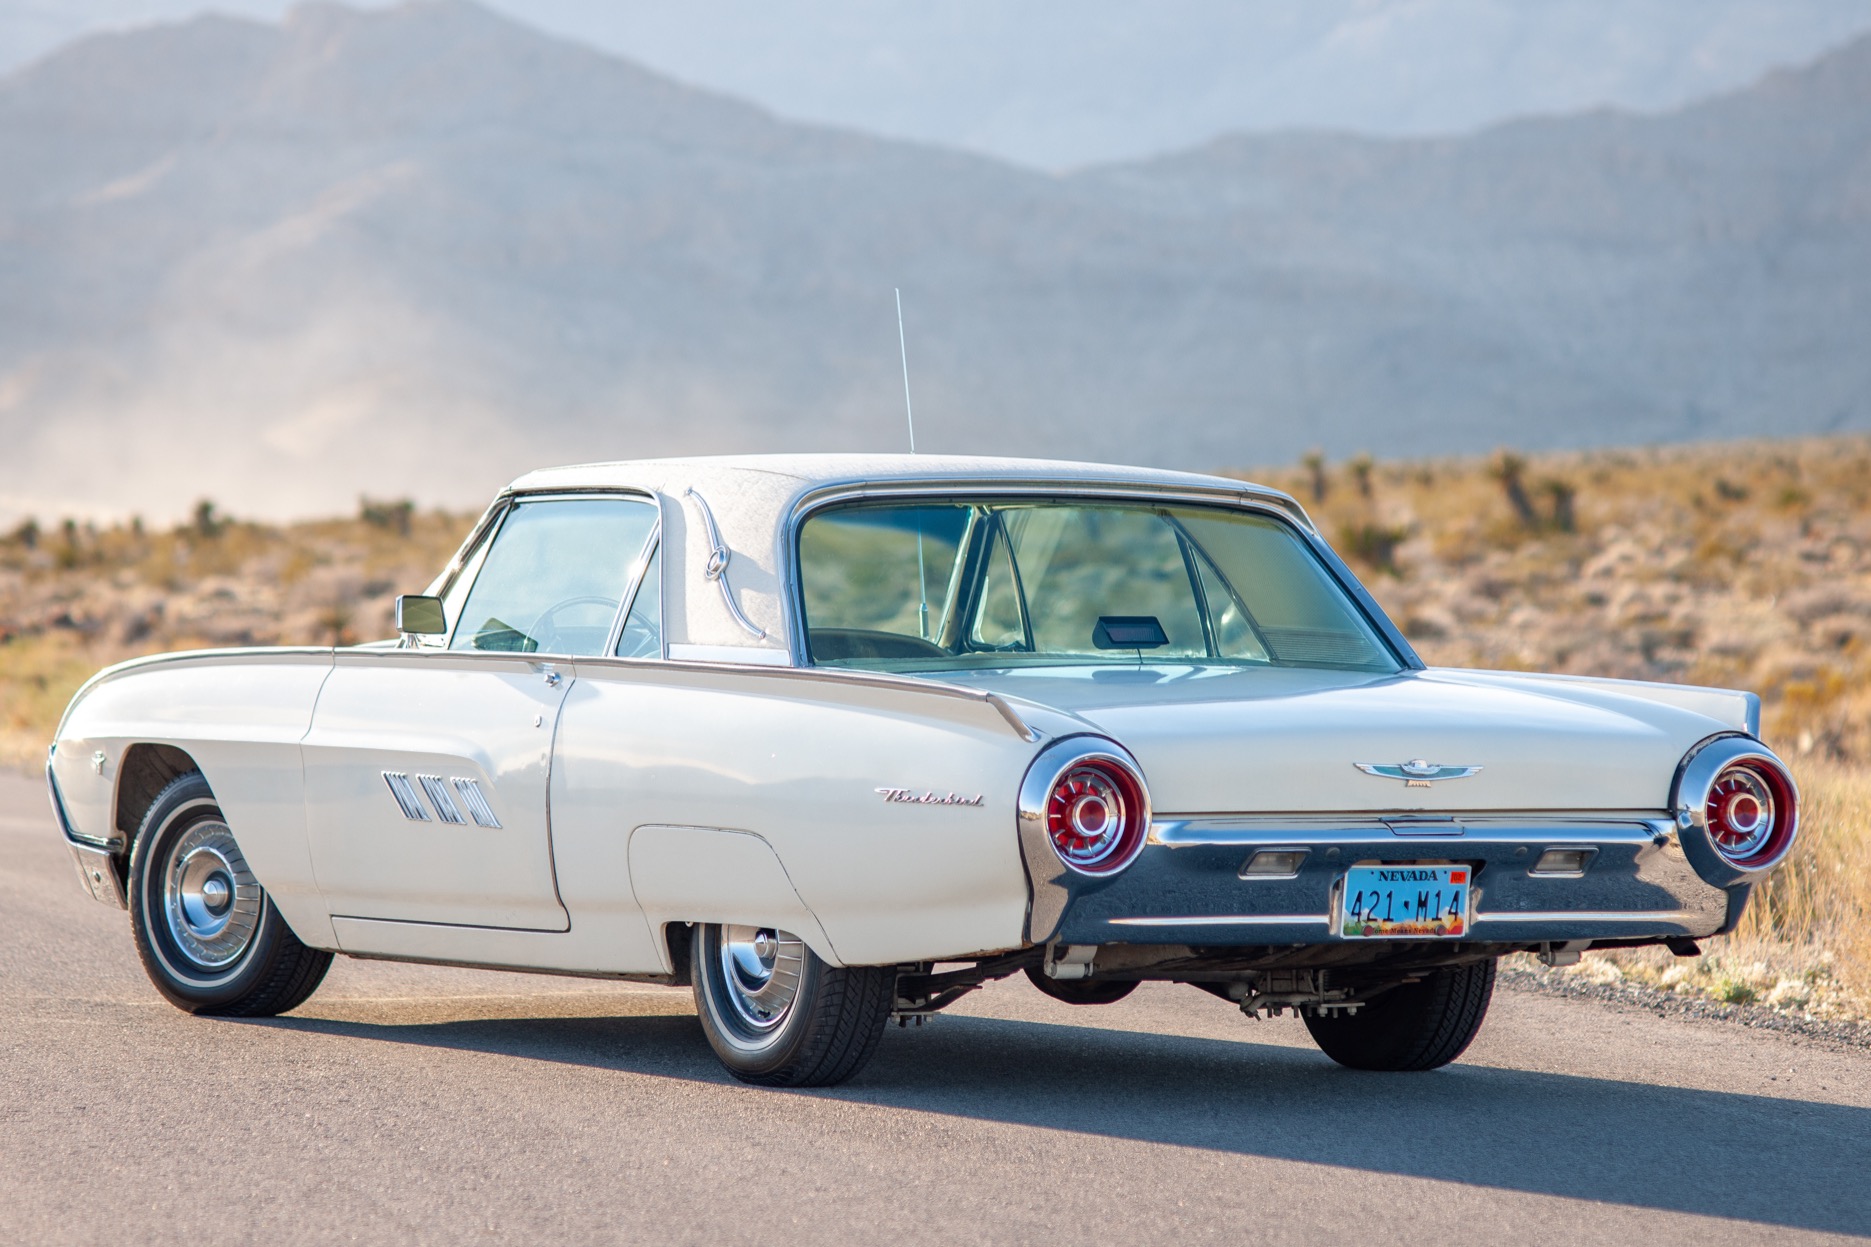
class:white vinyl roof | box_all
[499,454,1310,661]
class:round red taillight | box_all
[1705,760,1797,871]
[1046,759,1146,874]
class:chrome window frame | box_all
[784,482,1422,673]
[604,532,664,661]
[438,488,662,660]
[411,496,511,650]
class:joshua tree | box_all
[1543,478,1577,533]
[1301,450,1328,504]
[1491,451,1540,529]
[1349,452,1375,502]
[360,497,415,537]
[193,499,224,539]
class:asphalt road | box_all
[6,770,1870,1246]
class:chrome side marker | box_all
[417,774,465,824]
[452,777,502,828]
[383,771,500,827]
[382,772,430,821]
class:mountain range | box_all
[9,0,1871,166]
[1,0,1867,521]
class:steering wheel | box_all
[526,595,620,655]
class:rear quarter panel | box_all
[555,661,1040,968]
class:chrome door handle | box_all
[542,669,562,687]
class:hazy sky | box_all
[5,0,1871,166]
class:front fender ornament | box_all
[1355,760,1483,788]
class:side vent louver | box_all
[453,777,502,828]
[382,772,430,821]
[417,774,465,824]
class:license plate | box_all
[1339,865,1469,938]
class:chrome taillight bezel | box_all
[1672,735,1799,884]
[1018,737,1151,878]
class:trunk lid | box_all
[938,665,1738,814]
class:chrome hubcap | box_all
[718,925,805,1032]
[161,821,261,969]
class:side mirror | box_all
[396,595,447,636]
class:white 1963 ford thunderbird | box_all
[49,455,1798,1085]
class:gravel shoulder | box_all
[1500,964,1871,1052]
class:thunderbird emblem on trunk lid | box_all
[1355,760,1483,788]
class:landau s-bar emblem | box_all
[1354,760,1483,788]
[876,787,985,807]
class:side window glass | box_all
[614,545,662,659]
[449,498,659,656]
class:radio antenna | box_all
[895,287,917,454]
[895,288,930,639]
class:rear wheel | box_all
[128,773,332,1016]
[1303,959,1496,1071]
[691,923,893,1087]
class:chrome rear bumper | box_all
[1033,814,1739,947]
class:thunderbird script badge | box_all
[1354,760,1483,788]
[876,788,985,807]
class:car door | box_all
[301,493,661,932]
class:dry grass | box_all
[0,501,473,764]
[5,440,1870,1016]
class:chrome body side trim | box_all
[1151,814,1675,848]
[983,694,1042,743]
[1470,910,1703,925]
[667,644,792,666]
[47,761,118,851]
[570,653,1048,743]
[1109,914,1329,928]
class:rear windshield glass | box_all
[797,499,1399,673]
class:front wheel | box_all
[1303,959,1496,1071]
[128,773,332,1016]
[691,923,893,1087]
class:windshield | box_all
[798,499,1400,673]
